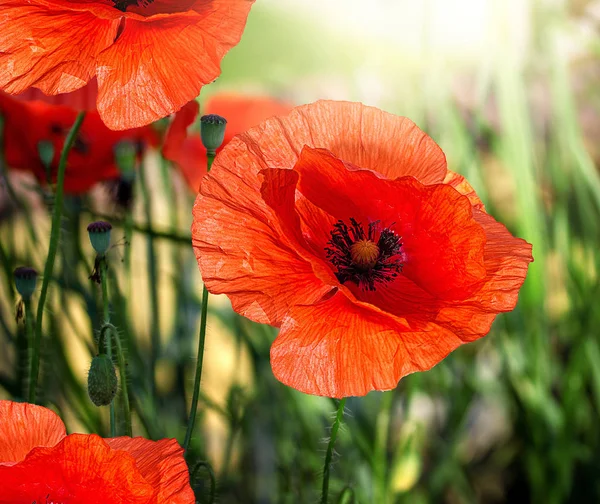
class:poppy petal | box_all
[435,209,533,341]
[193,154,332,324]
[270,291,463,397]
[162,100,206,191]
[236,100,447,184]
[289,147,488,300]
[443,169,485,211]
[15,80,99,111]
[106,437,195,503]
[96,1,254,129]
[352,210,533,341]
[0,401,66,465]
[163,100,199,160]
[0,434,154,503]
[0,2,118,95]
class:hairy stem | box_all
[321,398,347,504]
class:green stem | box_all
[22,299,34,396]
[183,285,209,455]
[206,153,215,172]
[321,398,347,504]
[31,111,85,404]
[100,258,116,437]
[183,152,215,456]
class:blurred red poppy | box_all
[163,94,293,192]
[0,400,194,503]
[0,0,255,130]
[192,100,534,398]
[0,92,156,194]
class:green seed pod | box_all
[200,114,227,153]
[88,354,118,407]
[87,221,112,256]
[13,266,38,300]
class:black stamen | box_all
[325,218,403,291]
[112,0,154,11]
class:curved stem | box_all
[321,398,347,504]
[100,258,116,436]
[183,151,215,456]
[183,285,209,455]
[31,111,86,404]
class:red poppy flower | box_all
[0,400,194,503]
[192,100,534,398]
[162,94,293,192]
[0,92,157,194]
[0,0,255,130]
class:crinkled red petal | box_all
[106,437,195,503]
[0,401,66,465]
[279,147,488,301]
[0,1,119,95]
[0,0,254,129]
[0,433,155,503]
[271,291,463,397]
[193,152,332,324]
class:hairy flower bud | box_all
[88,354,117,407]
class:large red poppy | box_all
[191,100,534,398]
[162,94,293,192]
[0,400,194,503]
[0,92,157,193]
[0,0,255,130]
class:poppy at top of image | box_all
[0,400,195,503]
[162,94,293,192]
[191,100,534,398]
[0,0,255,130]
[0,91,157,194]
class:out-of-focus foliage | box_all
[1,0,600,502]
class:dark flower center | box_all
[325,218,403,291]
[111,0,154,11]
[32,495,64,504]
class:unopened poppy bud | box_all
[37,140,55,168]
[114,141,137,180]
[88,354,118,406]
[200,114,227,153]
[87,221,112,256]
[13,266,38,300]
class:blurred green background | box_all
[1,0,600,502]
